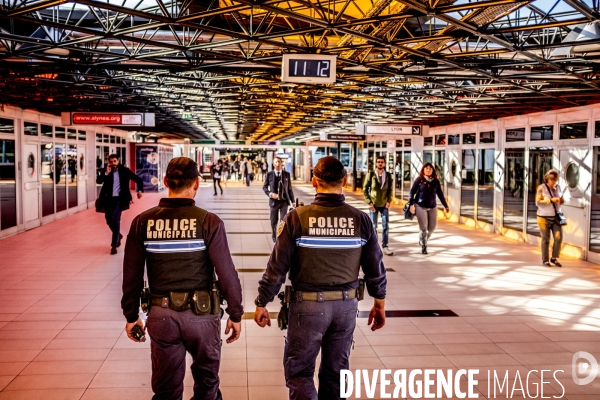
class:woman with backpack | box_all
[408,162,449,254]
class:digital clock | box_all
[281,54,337,84]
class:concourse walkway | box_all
[0,179,599,400]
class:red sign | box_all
[72,113,142,125]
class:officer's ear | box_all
[163,175,170,189]
[341,176,348,187]
[311,176,318,189]
[192,177,200,191]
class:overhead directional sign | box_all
[327,134,365,141]
[365,124,421,135]
[221,140,246,145]
[190,140,216,145]
[61,112,155,127]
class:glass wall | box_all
[477,149,495,224]
[68,144,78,209]
[41,143,55,217]
[55,144,67,213]
[0,139,17,230]
[460,149,476,218]
[403,151,411,200]
[434,150,445,187]
[590,146,600,253]
[526,148,554,236]
[504,148,525,231]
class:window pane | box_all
[480,131,495,144]
[103,135,110,143]
[67,129,77,140]
[435,150,445,187]
[460,150,475,219]
[403,151,411,200]
[116,136,121,144]
[96,133,102,142]
[24,122,38,136]
[78,130,86,141]
[527,148,554,236]
[531,126,553,141]
[504,148,525,231]
[54,144,67,213]
[396,140,403,147]
[435,134,446,145]
[41,124,53,137]
[110,135,116,144]
[424,137,433,146]
[67,144,77,208]
[477,149,494,224]
[595,121,600,138]
[55,127,66,139]
[122,137,126,144]
[0,139,17,229]
[590,147,600,252]
[560,122,588,139]
[404,139,412,147]
[424,150,433,164]
[463,133,476,144]
[0,118,14,134]
[41,143,55,217]
[506,128,525,142]
[448,134,460,145]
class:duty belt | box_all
[151,296,191,310]
[294,289,357,302]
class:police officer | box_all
[121,157,243,400]
[254,156,387,400]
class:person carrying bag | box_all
[536,169,565,267]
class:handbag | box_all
[544,183,566,226]
[403,202,415,220]
[95,197,106,213]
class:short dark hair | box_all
[376,156,386,163]
[313,156,346,188]
[108,154,119,161]
[165,157,199,193]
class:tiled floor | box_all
[1,179,599,399]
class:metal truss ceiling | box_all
[1,0,600,140]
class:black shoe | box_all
[110,247,117,255]
[543,261,552,267]
[221,192,223,195]
[422,245,428,254]
[551,259,562,267]
[272,237,276,243]
[213,193,217,196]
[117,233,123,247]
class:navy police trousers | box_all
[284,297,358,400]
[146,307,222,400]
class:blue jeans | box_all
[284,297,358,400]
[369,206,389,248]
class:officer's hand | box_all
[368,299,385,331]
[137,192,143,199]
[254,307,271,328]
[270,193,279,199]
[125,317,145,342]
[445,207,450,214]
[385,202,391,209]
[225,318,242,343]
[369,203,376,212]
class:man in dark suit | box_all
[97,154,144,255]
[263,157,295,243]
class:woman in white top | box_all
[535,169,565,267]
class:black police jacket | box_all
[96,164,144,210]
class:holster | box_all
[357,279,365,301]
[210,281,222,315]
[277,285,292,330]
[169,292,190,312]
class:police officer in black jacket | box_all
[263,157,295,243]
[121,157,243,400]
[254,156,387,400]
[96,154,144,254]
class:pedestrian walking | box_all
[408,162,449,255]
[211,159,224,196]
[536,169,564,267]
[263,157,294,243]
[254,156,387,400]
[241,157,251,186]
[96,154,144,255]
[121,157,243,400]
[363,156,394,255]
